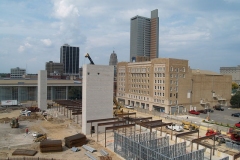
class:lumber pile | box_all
[40,140,62,152]
[64,133,87,148]
[12,149,37,156]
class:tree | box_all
[230,91,240,107]
[232,82,239,90]
[68,86,82,100]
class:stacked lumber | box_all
[12,149,37,156]
[64,133,87,148]
[40,140,62,152]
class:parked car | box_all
[189,110,200,115]
[20,110,31,116]
[125,105,134,109]
[166,124,184,132]
[235,122,240,128]
[197,110,207,114]
[205,109,214,113]
[231,113,240,117]
[213,105,224,111]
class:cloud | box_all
[41,39,52,46]
[18,45,25,53]
[52,0,79,19]
[18,42,32,53]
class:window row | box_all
[170,67,185,72]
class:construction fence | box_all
[114,131,205,160]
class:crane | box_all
[85,53,95,65]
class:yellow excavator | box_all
[113,97,124,116]
[182,120,199,131]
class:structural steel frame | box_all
[175,130,199,144]
[97,120,126,142]
[87,118,118,137]
[105,124,135,147]
[192,135,216,160]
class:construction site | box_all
[0,60,239,160]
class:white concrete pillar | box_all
[82,65,114,135]
[38,70,47,110]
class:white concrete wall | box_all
[38,70,47,110]
[82,65,114,135]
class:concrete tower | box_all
[130,9,159,62]
[109,50,118,65]
[82,64,114,135]
[38,70,47,110]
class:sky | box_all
[0,0,240,74]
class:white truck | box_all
[1,100,20,106]
[166,124,184,132]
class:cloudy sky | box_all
[0,0,240,73]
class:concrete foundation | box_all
[38,70,47,110]
[82,65,114,135]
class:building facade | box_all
[10,67,26,78]
[116,58,231,114]
[0,78,81,102]
[130,9,159,62]
[60,44,80,76]
[45,61,64,76]
[220,65,240,85]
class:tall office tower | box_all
[109,50,118,65]
[130,9,159,62]
[60,44,80,76]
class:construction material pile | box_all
[64,133,87,148]
[40,140,62,152]
[12,149,37,156]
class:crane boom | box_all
[85,53,95,65]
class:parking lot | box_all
[196,106,240,126]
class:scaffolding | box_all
[114,132,205,160]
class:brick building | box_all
[116,58,232,114]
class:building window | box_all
[170,93,172,97]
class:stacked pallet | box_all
[40,140,62,152]
[64,133,87,148]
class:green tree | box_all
[232,82,239,89]
[230,91,240,107]
[68,86,82,100]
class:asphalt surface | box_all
[196,106,240,126]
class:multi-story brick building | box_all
[116,58,232,114]
[220,65,240,85]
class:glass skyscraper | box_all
[60,44,79,75]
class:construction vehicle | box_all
[10,118,19,128]
[113,97,124,116]
[34,133,47,142]
[85,53,95,65]
[205,128,240,144]
[182,120,199,131]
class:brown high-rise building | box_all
[130,9,159,62]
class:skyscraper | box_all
[109,50,118,66]
[60,44,79,75]
[130,9,159,62]
[109,50,118,78]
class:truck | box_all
[166,124,184,132]
[206,128,240,145]
[1,100,20,106]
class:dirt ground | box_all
[0,107,122,160]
